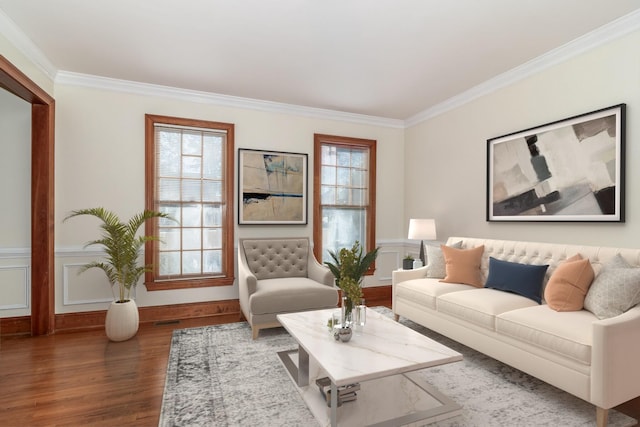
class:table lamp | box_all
[408,218,437,266]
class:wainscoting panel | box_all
[63,263,113,305]
[375,249,400,282]
[0,265,29,310]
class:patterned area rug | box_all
[159,308,635,426]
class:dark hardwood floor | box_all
[1,308,639,426]
[0,314,239,426]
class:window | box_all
[145,115,234,290]
[313,134,376,267]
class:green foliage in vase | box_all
[325,241,380,306]
[64,207,175,303]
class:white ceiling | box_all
[1,1,640,121]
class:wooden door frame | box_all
[0,55,55,335]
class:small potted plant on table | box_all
[403,254,415,270]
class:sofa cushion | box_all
[425,241,462,278]
[485,257,548,304]
[249,277,338,315]
[497,305,595,365]
[437,288,538,331]
[584,253,640,319]
[440,245,485,287]
[544,254,594,312]
[396,278,475,310]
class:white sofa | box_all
[392,236,640,427]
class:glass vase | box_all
[341,296,354,327]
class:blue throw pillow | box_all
[485,257,549,304]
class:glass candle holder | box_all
[355,298,366,327]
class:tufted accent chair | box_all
[238,237,339,339]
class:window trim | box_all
[144,114,235,290]
[313,133,377,273]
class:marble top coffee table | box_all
[277,307,463,426]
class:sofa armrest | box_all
[308,253,334,287]
[392,266,428,316]
[392,266,428,285]
[591,305,640,408]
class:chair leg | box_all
[252,326,259,340]
[394,314,400,321]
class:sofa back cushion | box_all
[447,236,640,289]
[242,238,309,280]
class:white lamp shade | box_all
[408,218,437,240]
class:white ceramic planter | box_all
[105,299,139,342]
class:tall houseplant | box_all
[325,241,380,323]
[64,207,172,341]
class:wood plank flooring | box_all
[1,309,639,426]
[0,314,238,426]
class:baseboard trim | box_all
[1,300,242,336]
[0,316,30,336]
[362,285,392,307]
[1,285,391,336]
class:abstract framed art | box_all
[487,104,626,222]
[238,149,308,225]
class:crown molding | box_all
[55,70,405,129]
[405,9,640,128]
[2,5,638,130]
[0,8,57,80]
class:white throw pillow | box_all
[584,254,640,319]
[426,241,462,278]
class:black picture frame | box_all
[238,148,308,225]
[486,104,626,222]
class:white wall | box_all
[6,25,640,317]
[54,84,406,313]
[0,88,31,316]
[404,29,640,248]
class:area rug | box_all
[159,308,635,426]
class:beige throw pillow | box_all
[440,245,485,288]
[544,254,594,311]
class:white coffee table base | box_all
[278,347,462,427]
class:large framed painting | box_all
[238,149,308,225]
[487,104,626,222]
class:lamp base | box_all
[419,240,426,266]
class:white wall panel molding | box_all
[55,246,104,258]
[63,263,112,305]
[376,249,400,282]
[0,247,30,259]
[0,264,29,310]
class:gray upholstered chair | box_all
[238,237,339,339]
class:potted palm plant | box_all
[64,207,173,341]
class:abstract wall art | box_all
[487,104,626,222]
[238,149,308,224]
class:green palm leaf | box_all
[64,207,176,302]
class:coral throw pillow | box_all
[440,245,485,288]
[544,254,595,312]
